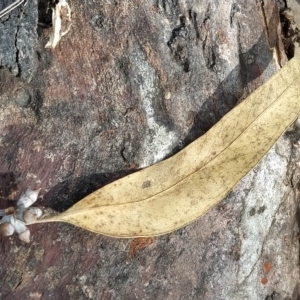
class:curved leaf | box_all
[38,53,300,237]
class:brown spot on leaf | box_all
[129,237,154,257]
[190,199,197,206]
[142,180,151,189]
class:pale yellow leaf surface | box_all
[37,53,300,237]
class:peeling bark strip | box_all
[45,0,71,49]
[0,0,300,299]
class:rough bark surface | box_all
[0,0,300,299]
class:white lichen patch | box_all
[228,135,293,299]
[237,144,289,281]
[129,46,178,167]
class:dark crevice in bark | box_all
[167,15,190,72]
[38,0,56,27]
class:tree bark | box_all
[0,0,299,299]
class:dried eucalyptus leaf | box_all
[36,53,300,237]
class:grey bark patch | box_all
[14,88,31,107]
[167,16,191,72]
[0,0,38,80]
[127,43,179,167]
[90,13,111,35]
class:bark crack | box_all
[259,0,282,67]
[259,0,270,44]
[14,0,28,76]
